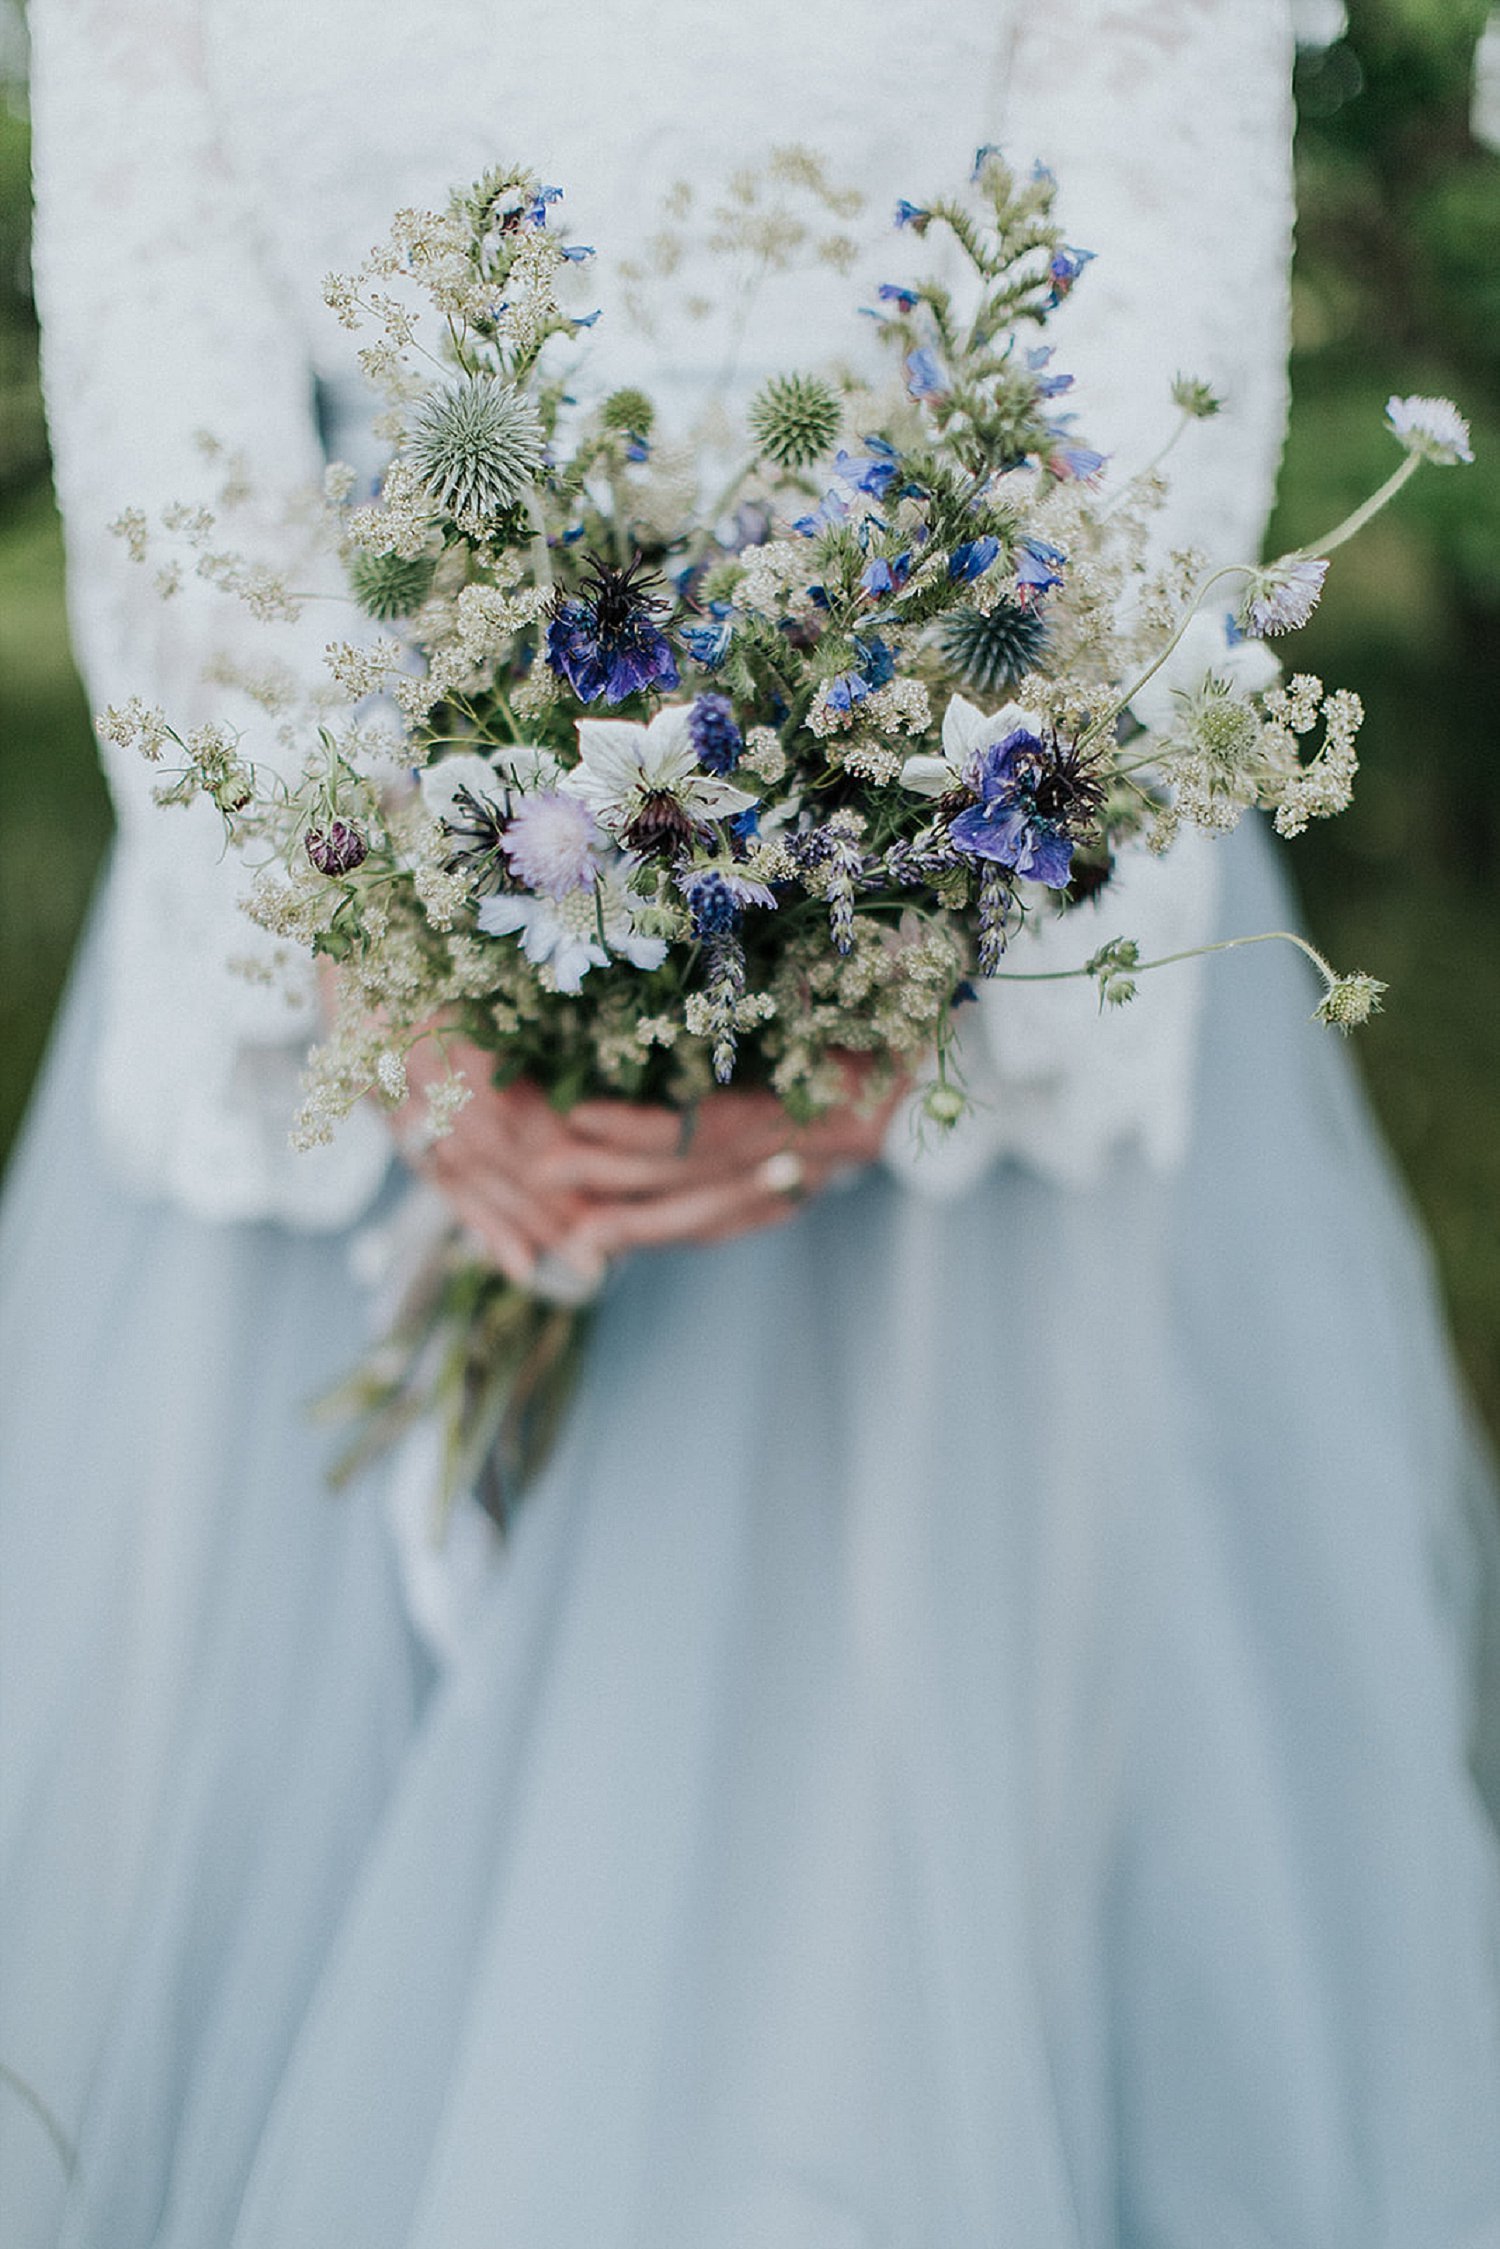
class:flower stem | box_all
[1076,563,1250,754]
[1292,450,1421,561]
[986,927,1341,993]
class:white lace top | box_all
[29,0,1295,1224]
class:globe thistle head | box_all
[938,598,1050,695]
[748,373,843,470]
[346,548,437,622]
[407,376,545,523]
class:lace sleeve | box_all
[885,0,1297,1196]
[29,0,389,1228]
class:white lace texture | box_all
[30,0,1294,1221]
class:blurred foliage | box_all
[0,0,1496,1428]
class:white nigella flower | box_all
[1385,394,1474,466]
[1129,608,1282,738]
[418,744,562,829]
[564,706,757,853]
[477,871,668,993]
[900,694,1045,796]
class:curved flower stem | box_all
[1100,409,1192,520]
[1291,450,1421,561]
[986,926,1343,994]
[1075,563,1251,755]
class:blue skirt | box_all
[4,821,1500,2249]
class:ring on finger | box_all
[757,1148,807,1201]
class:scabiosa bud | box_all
[1384,395,1473,466]
[407,376,545,522]
[1315,971,1387,1032]
[1171,374,1224,420]
[748,373,843,470]
[938,599,1050,694]
[305,819,368,876]
[687,692,743,775]
[346,548,437,621]
[1242,556,1329,637]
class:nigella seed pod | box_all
[305,820,368,877]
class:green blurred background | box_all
[0,1,1497,1431]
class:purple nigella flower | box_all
[949,536,1002,583]
[904,347,948,400]
[546,554,679,705]
[948,727,1101,890]
[500,790,599,899]
[688,692,743,775]
[894,200,932,232]
[1044,245,1094,308]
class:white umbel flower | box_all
[1385,395,1474,466]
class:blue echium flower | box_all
[1048,442,1106,483]
[904,346,948,400]
[1025,345,1074,400]
[949,536,1002,584]
[525,184,564,227]
[948,726,1104,890]
[1043,244,1094,308]
[833,440,900,498]
[972,143,1004,179]
[894,199,932,232]
[546,554,679,705]
[680,615,733,670]
[1016,537,1067,601]
[793,488,852,537]
[860,552,912,598]
[571,308,603,328]
[877,282,919,312]
[558,243,594,262]
[687,692,743,775]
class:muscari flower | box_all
[478,872,667,993]
[1241,555,1328,637]
[1385,395,1473,466]
[546,554,680,705]
[500,790,600,898]
[687,692,743,775]
[564,705,757,856]
[681,865,778,937]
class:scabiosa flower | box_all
[500,791,599,898]
[546,554,680,705]
[1241,556,1329,637]
[1385,395,1474,466]
[564,705,757,856]
[1044,245,1094,308]
[407,376,545,521]
[1172,374,1224,420]
[748,373,843,469]
[305,820,367,876]
[687,693,743,776]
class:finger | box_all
[534,1136,783,1199]
[556,1167,827,1263]
[563,1100,685,1154]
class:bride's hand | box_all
[392,1033,901,1287]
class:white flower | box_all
[417,745,562,829]
[1385,394,1474,466]
[1129,608,1281,737]
[1240,557,1329,638]
[565,706,757,845]
[900,694,1044,796]
[477,873,668,992]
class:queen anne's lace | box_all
[30,0,1295,1219]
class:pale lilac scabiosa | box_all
[564,705,757,856]
[500,790,599,897]
[1385,395,1474,466]
[546,554,680,705]
[477,871,667,993]
[1241,556,1329,637]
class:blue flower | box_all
[861,552,911,598]
[546,555,679,705]
[972,144,1004,180]
[526,184,564,227]
[877,283,919,311]
[682,864,777,935]
[894,200,932,232]
[949,536,1001,584]
[680,617,733,670]
[687,692,743,775]
[793,488,852,537]
[833,442,899,497]
[572,308,603,328]
[1016,537,1067,599]
[904,347,948,400]
[1043,245,1094,308]
[1025,345,1074,399]
[947,727,1100,889]
[624,436,650,463]
[559,243,594,262]
[855,633,895,687]
[1048,443,1106,482]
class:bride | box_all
[6,1,1500,2242]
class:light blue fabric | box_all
[3,820,1500,2248]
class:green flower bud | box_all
[748,373,843,470]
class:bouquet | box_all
[102,146,1473,1526]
